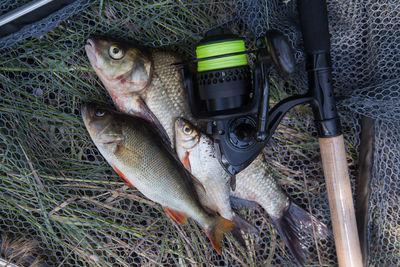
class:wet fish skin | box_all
[175,117,235,219]
[232,154,328,264]
[85,38,152,98]
[175,118,258,244]
[85,38,195,145]
[81,103,233,253]
[233,154,289,218]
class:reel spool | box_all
[195,32,251,115]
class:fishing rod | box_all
[297,1,362,265]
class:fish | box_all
[85,38,195,147]
[81,103,233,253]
[85,39,328,263]
[232,154,328,264]
[175,118,257,242]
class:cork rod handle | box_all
[319,135,363,267]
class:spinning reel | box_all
[177,28,314,175]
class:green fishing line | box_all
[196,40,247,72]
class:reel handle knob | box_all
[266,30,295,75]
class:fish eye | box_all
[95,109,106,117]
[108,44,124,60]
[183,125,192,135]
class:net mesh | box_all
[0,0,398,266]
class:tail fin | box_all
[205,216,234,254]
[231,215,258,247]
[271,201,328,265]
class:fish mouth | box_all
[81,102,94,126]
[85,38,97,65]
[86,38,95,48]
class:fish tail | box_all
[231,215,258,247]
[205,216,234,254]
[271,201,328,265]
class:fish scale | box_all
[179,133,233,219]
[233,154,289,218]
[101,120,202,215]
[143,51,196,144]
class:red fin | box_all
[181,151,191,171]
[112,165,135,188]
[205,216,234,254]
[180,152,207,193]
[162,206,188,225]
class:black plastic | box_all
[180,28,308,174]
[266,30,295,75]
[297,0,330,53]
[266,95,314,141]
[298,0,342,138]
[212,117,265,175]
[210,93,315,175]
[256,73,270,141]
[196,66,251,112]
[180,54,264,121]
[197,28,242,46]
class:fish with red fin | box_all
[175,118,258,244]
[81,103,233,253]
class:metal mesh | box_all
[0,0,398,266]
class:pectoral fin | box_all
[114,144,142,164]
[181,151,191,171]
[162,206,188,225]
